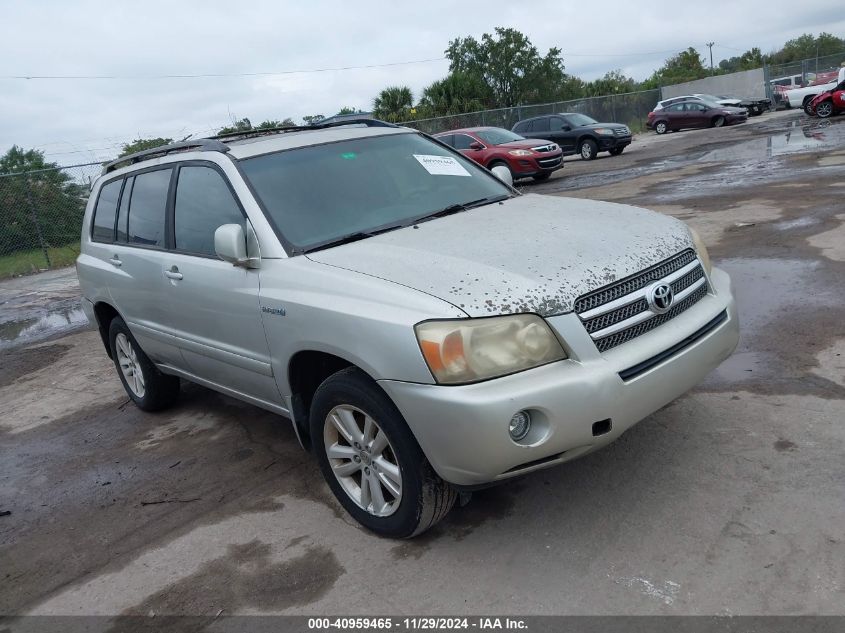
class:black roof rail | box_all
[211,118,399,142]
[102,139,231,174]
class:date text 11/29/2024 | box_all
[308,617,528,630]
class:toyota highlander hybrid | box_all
[76,120,739,538]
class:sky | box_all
[1,0,843,165]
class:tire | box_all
[816,100,834,118]
[712,115,726,128]
[609,147,625,156]
[803,97,815,115]
[532,172,551,182]
[579,138,598,160]
[310,367,456,538]
[488,160,514,181]
[655,121,668,135]
[109,317,180,412]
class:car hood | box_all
[306,194,694,317]
[497,139,558,150]
[585,122,629,131]
[721,106,747,114]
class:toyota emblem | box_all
[648,283,674,313]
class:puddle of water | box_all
[0,305,88,350]
[773,216,822,231]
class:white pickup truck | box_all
[787,67,845,113]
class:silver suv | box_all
[77,120,739,538]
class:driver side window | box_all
[173,165,245,257]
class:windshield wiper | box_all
[410,194,511,225]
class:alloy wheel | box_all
[323,404,402,517]
[816,102,833,118]
[115,333,145,397]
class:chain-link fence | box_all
[0,162,101,279]
[402,89,662,136]
[767,50,845,86]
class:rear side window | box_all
[174,166,244,256]
[91,179,122,242]
[513,121,529,133]
[452,134,476,150]
[534,118,551,132]
[436,134,455,147]
[115,176,133,242]
[128,169,171,247]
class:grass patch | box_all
[0,243,79,279]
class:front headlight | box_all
[507,149,534,156]
[594,128,615,135]
[415,314,567,385]
[689,227,712,275]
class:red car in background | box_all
[434,127,563,182]
[808,81,845,118]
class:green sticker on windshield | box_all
[340,152,357,160]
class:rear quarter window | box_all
[127,168,172,247]
[91,179,122,242]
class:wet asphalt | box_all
[1,109,844,617]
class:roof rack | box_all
[211,118,398,142]
[101,139,231,174]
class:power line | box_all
[3,57,447,80]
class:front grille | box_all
[574,249,696,314]
[532,144,557,153]
[614,127,631,136]
[538,156,562,168]
[574,249,709,353]
[594,285,707,352]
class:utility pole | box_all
[706,42,715,74]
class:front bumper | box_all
[510,154,564,178]
[379,267,738,486]
[597,135,632,150]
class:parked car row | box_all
[647,95,749,135]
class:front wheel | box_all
[609,147,625,156]
[654,121,668,135]
[579,138,598,160]
[816,101,834,118]
[311,367,456,538]
[803,97,816,115]
[109,317,180,411]
[712,115,726,128]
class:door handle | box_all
[165,266,183,281]
[109,256,122,267]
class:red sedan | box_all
[434,127,563,181]
[808,81,845,118]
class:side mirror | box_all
[491,165,513,187]
[215,223,250,266]
[469,142,484,150]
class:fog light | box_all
[509,410,531,441]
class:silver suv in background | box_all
[77,120,739,538]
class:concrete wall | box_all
[661,68,767,100]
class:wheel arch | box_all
[93,301,123,359]
[287,349,383,450]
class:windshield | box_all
[475,129,525,145]
[239,132,512,253]
[565,113,597,126]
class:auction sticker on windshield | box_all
[413,154,471,177]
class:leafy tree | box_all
[0,146,86,256]
[718,47,764,73]
[119,137,173,158]
[373,86,413,122]
[583,70,636,97]
[217,117,252,135]
[418,72,491,117]
[770,33,845,64]
[337,106,366,115]
[641,47,708,88]
[445,27,568,107]
[256,118,296,129]
[302,114,325,126]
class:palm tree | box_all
[373,86,413,122]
